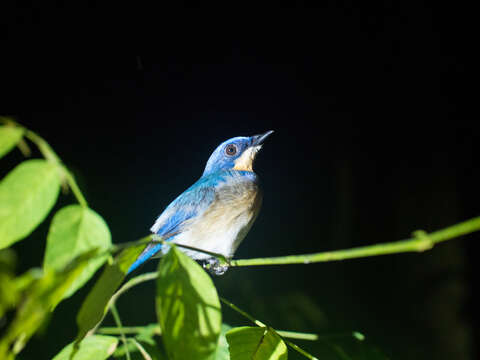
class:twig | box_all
[10,122,90,207]
[230,216,480,267]
[110,235,228,263]
[97,326,161,335]
[107,272,158,313]
[110,304,131,360]
[128,338,152,360]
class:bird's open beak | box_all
[251,130,274,146]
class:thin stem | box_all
[220,297,320,360]
[16,138,31,157]
[110,235,228,263]
[276,330,318,341]
[63,169,88,207]
[172,243,228,263]
[97,326,161,335]
[110,304,131,360]
[230,216,480,267]
[219,297,265,327]
[98,324,319,341]
[107,272,158,313]
[153,235,228,262]
[22,127,89,207]
[109,235,154,253]
[315,331,365,341]
[128,338,152,360]
[282,338,319,360]
[24,130,61,164]
[110,308,130,360]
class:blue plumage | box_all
[127,131,273,274]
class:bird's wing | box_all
[151,179,216,237]
[127,177,216,274]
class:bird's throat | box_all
[233,146,260,172]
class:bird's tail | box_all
[127,242,163,275]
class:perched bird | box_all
[128,130,274,275]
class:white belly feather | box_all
[172,176,262,260]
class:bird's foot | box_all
[203,257,230,276]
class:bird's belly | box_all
[172,186,261,260]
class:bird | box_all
[127,130,274,275]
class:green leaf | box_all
[135,323,162,346]
[211,323,233,360]
[14,267,44,293]
[53,335,118,360]
[76,244,146,343]
[0,126,24,159]
[0,250,97,358]
[226,326,288,360]
[44,205,111,298]
[0,159,61,249]
[156,246,222,360]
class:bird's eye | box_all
[225,144,238,156]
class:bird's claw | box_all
[203,257,230,276]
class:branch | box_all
[97,326,161,336]
[107,272,157,313]
[110,235,228,263]
[230,216,480,267]
[110,304,131,360]
[4,119,89,207]
[128,339,152,360]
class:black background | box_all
[1,3,479,359]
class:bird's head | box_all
[202,130,274,176]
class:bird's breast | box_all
[173,172,262,259]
